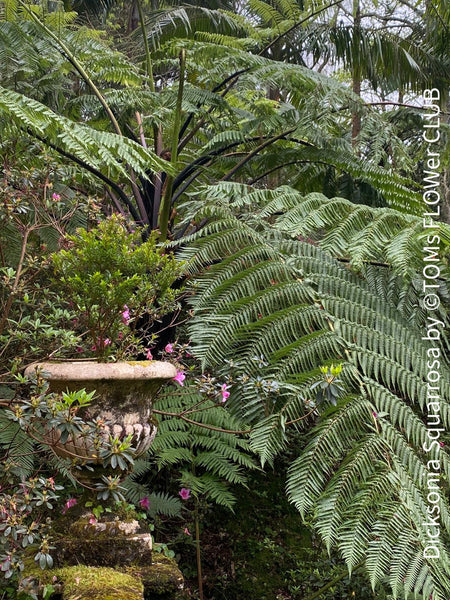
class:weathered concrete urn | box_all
[23,360,185,599]
[24,360,177,463]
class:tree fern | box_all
[174,196,450,598]
[139,5,246,53]
[203,184,443,273]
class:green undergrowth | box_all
[174,452,390,599]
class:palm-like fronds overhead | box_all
[140,5,248,52]
[0,8,432,229]
[291,22,449,94]
[244,0,449,94]
[175,189,450,599]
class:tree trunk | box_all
[351,0,361,152]
[127,0,139,33]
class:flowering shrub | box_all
[0,477,61,578]
[0,179,97,377]
[50,215,183,360]
[0,372,136,582]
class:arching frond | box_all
[175,198,450,598]
[0,87,171,179]
[137,385,257,510]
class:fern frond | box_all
[178,199,450,598]
[0,87,171,180]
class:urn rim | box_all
[24,360,178,382]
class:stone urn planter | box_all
[24,360,177,464]
[22,360,186,598]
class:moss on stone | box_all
[53,566,143,600]
[23,556,183,600]
[52,532,152,569]
[21,517,183,598]
[126,554,184,598]
[125,361,155,366]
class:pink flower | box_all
[52,192,61,201]
[179,488,191,500]
[165,343,174,353]
[89,517,97,525]
[139,496,150,510]
[146,348,153,360]
[221,384,230,402]
[62,498,77,514]
[91,338,111,351]
[440,441,445,447]
[121,305,130,325]
[372,411,378,419]
[173,371,186,386]
[76,346,83,353]
[183,527,191,536]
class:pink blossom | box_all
[165,343,174,353]
[173,371,186,386]
[372,411,378,419]
[121,305,130,325]
[52,192,61,201]
[221,384,230,402]
[139,496,150,510]
[89,517,97,525]
[62,498,77,514]
[91,338,111,351]
[146,348,153,360]
[76,346,83,353]
[440,441,445,447]
[179,488,191,500]
[183,527,191,536]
